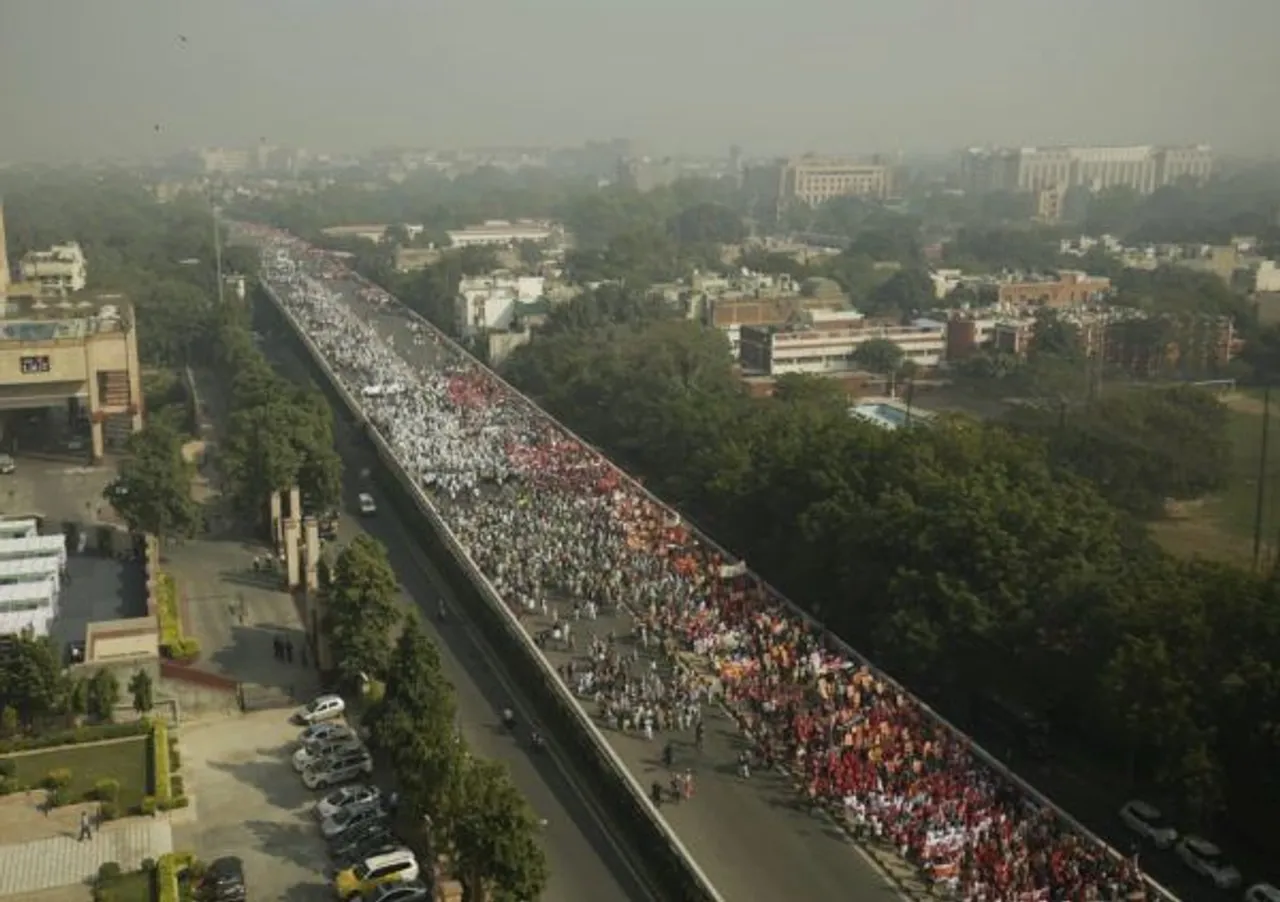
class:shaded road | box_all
[263,329,655,902]
[296,279,917,902]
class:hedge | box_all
[0,720,150,755]
[155,574,201,661]
[157,852,195,902]
[150,722,172,803]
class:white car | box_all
[294,694,345,725]
[303,750,374,790]
[1118,799,1178,848]
[1176,836,1242,889]
[299,722,352,746]
[315,784,382,821]
[358,492,377,516]
[321,802,387,839]
[1245,884,1280,902]
[293,736,364,772]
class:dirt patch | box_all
[1150,509,1254,566]
[1222,392,1269,416]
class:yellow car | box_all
[333,850,419,899]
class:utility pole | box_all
[1252,382,1272,572]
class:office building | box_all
[19,242,88,296]
[739,319,947,377]
[454,274,546,338]
[446,220,555,249]
[996,271,1112,308]
[960,145,1213,196]
[745,156,894,219]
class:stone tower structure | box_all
[0,200,10,297]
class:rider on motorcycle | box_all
[502,707,516,730]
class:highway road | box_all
[278,276,917,902]
[262,326,656,902]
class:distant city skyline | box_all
[2,0,1278,164]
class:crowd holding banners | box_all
[250,225,1161,902]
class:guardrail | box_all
[258,277,725,902]
[330,268,1182,902]
[259,241,1180,902]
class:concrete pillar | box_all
[303,517,320,593]
[283,518,301,590]
[289,485,302,521]
[90,420,105,462]
[270,492,283,550]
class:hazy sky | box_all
[2,0,1277,162]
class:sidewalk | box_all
[0,818,172,896]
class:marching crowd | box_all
[257,228,1152,902]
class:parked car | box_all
[321,802,387,839]
[358,492,377,516]
[293,736,364,772]
[334,839,406,873]
[333,849,419,900]
[1176,836,1243,889]
[1118,799,1178,849]
[1245,884,1280,902]
[329,823,395,861]
[194,856,246,901]
[365,881,431,902]
[299,722,353,746]
[303,750,374,789]
[316,784,382,821]
[294,694,345,725]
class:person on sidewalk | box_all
[77,810,92,841]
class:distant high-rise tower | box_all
[0,200,9,298]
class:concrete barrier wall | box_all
[259,280,724,902]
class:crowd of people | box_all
[254,227,1153,902]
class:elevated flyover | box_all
[251,227,1181,902]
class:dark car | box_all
[328,817,392,853]
[196,856,246,901]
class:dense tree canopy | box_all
[503,309,1280,849]
[323,536,402,692]
[103,420,200,542]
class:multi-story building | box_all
[996,271,1112,308]
[745,156,894,219]
[199,147,253,175]
[454,274,546,338]
[18,242,88,296]
[446,220,555,249]
[739,318,947,376]
[960,145,1213,196]
[0,295,142,459]
[704,294,842,360]
[616,157,682,192]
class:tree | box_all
[450,758,549,902]
[87,669,120,722]
[103,421,200,542]
[1029,309,1083,359]
[0,634,68,727]
[128,670,154,715]
[852,338,905,377]
[325,537,401,690]
[865,266,936,318]
[666,202,746,246]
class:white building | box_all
[1255,260,1280,293]
[740,318,947,376]
[19,242,88,296]
[455,274,546,337]
[447,220,555,249]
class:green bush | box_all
[169,746,181,769]
[171,774,184,796]
[138,795,157,816]
[0,777,17,796]
[170,795,189,809]
[44,768,72,790]
[94,778,120,803]
[0,758,14,777]
[157,852,196,902]
[97,862,123,883]
[171,636,201,662]
[0,720,149,754]
[99,801,119,821]
[140,857,156,872]
[151,722,172,803]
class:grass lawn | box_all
[99,870,154,902]
[2,737,150,810]
[1153,390,1280,566]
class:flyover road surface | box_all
[261,324,655,902]
[281,276,916,902]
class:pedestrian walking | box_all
[285,640,294,664]
[272,637,282,660]
[77,810,92,841]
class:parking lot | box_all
[174,710,334,902]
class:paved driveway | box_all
[174,711,332,902]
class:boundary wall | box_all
[257,277,724,902]
[257,240,1181,902]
